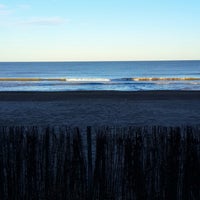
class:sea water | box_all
[0,61,200,91]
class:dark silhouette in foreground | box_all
[0,126,199,200]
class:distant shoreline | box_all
[0,60,200,63]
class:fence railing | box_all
[0,126,199,200]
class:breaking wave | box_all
[65,78,110,82]
[0,77,200,83]
[113,77,200,81]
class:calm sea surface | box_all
[0,61,200,91]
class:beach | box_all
[0,90,200,126]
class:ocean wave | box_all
[0,78,66,81]
[114,77,200,81]
[0,77,110,82]
[0,77,200,82]
[65,78,110,82]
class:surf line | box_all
[115,77,200,81]
[0,78,67,81]
[0,78,111,82]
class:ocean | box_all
[0,61,200,91]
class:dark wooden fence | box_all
[0,126,199,200]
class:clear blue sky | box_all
[0,0,200,61]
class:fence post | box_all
[87,126,93,199]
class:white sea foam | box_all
[65,78,110,82]
[117,77,200,81]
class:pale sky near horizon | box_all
[0,0,200,61]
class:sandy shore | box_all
[0,91,200,126]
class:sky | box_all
[0,0,200,61]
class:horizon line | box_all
[0,59,200,63]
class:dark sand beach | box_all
[0,90,200,126]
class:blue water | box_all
[0,61,200,91]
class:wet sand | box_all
[0,91,200,126]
